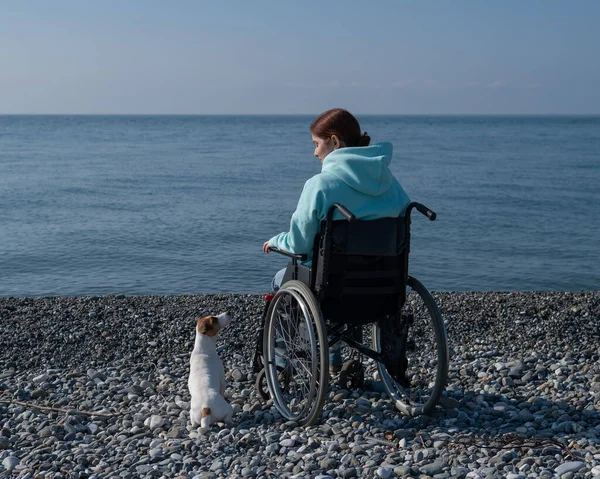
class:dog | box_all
[188,312,233,430]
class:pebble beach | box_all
[1,291,599,479]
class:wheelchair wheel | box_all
[263,280,329,426]
[373,276,448,417]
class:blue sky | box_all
[1,1,599,114]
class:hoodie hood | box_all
[321,142,394,196]
[268,140,410,265]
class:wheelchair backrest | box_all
[312,216,408,324]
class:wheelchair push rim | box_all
[373,275,448,417]
[263,280,329,425]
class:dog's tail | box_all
[200,407,211,432]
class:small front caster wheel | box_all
[339,359,365,390]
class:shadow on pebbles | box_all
[0,292,599,478]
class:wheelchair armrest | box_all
[269,246,308,262]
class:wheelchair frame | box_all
[253,202,449,426]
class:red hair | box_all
[310,108,370,147]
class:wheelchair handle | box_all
[332,203,356,223]
[407,202,436,221]
[269,246,308,261]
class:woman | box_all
[263,108,411,372]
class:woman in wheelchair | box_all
[264,109,411,367]
[257,108,448,426]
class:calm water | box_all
[1,115,599,297]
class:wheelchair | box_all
[252,201,449,426]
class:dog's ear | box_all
[197,316,220,336]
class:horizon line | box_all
[1,113,599,117]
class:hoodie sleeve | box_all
[268,176,324,256]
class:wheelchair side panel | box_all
[282,262,312,285]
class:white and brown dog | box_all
[188,312,233,431]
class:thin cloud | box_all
[285,80,364,89]
[391,80,415,88]
[284,80,343,88]
[391,79,448,89]
[488,80,506,88]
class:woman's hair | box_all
[310,108,371,147]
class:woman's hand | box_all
[263,241,271,253]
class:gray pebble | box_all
[376,466,392,478]
[555,461,585,475]
[2,456,19,471]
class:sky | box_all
[1,0,599,115]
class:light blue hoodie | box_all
[268,142,410,264]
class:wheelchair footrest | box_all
[380,324,410,388]
[384,355,410,389]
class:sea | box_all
[0,115,598,297]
